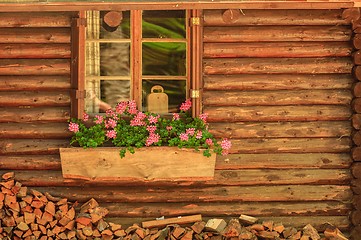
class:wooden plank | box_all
[0,43,71,59]
[203,58,353,75]
[0,139,68,155]
[0,123,70,138]
[0,92,70,107]
[0,28,71,43]
[203,74,353,91]
[203,90,352,106]
[229,138,351,154]
[142,214,202,228]
[216,153,352,170]
[31,185,352,202]
[102,201,352,218]
[0,12,73,27]
[209,121,352,138]
[0,155,61,170]
[0,76,70,91]
[0,59,70,76]
[203,26,352,42]
[204,42,352,58]
[204,105,352,122]
[0,107,70,123]
[203,9,349,26]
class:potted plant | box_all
[60,99,231,181]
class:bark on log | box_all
[0,155,61,170]
[353,34,361,49]
[0,76,70,91]
[0,28,71,43]
[0,43,70,59]
[352,147,361,161]
[353,50,361,65]
[0,92,70,107]
[352,162,361,179]
[352,98,361,113]
[353,131,361,146]
[203,58,353,75]
[229,138,351,154]
[204,106,351,122]
[203,90,352,106]
[0,139,68,155]
[342,7,361,23]
[0,12,73,27]
[353,114,361,130]
[203,74,353,91]
[353,65,361,80]
[0,107,70,123]
[204,42,351,58]
[353,82,361,97]
[216,153,351,170]
[0,123,70,139]
[203,26,352,42]
[209,121,351,138]
[203,9,348,26]
[0,59,70,76]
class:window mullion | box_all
[131,10,143,109]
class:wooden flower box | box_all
[59,147,216,181]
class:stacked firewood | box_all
[0,172,349,239]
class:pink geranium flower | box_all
[180,98,192,111]
[106,130,117,139]
[94,115,103,124]
[172,113,180,121]
[83,112,89,122]
[146,133,160,146]
[180,133,189,141]
[68,122,79,133]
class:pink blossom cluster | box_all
[106,130,117,139]
[221,139,232,155]
[130,111,147,126]
[115,101,128,114]
[146,133,160,146]
[148,115,160,124]
[105,118,117,129]
[180,98,192,111]
[68,122,79,133]
[95,115,103,124]
[172,113,180,121]
[127,100,138,115]
[83,112,89,122]
[199,113,208,123]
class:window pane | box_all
[101,80,131,109]
[142,80,186,113]
[142,10,186,39]
[142,42,186,76]
[100,43,130,76]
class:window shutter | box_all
[70,11,86,118]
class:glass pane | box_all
[101,80,131,110]
[100,11,130,39]
[142,42,186,76]
[142,80,186,113]
[142,10,186,39]
[100,43,130,76]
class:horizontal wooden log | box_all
[0,28,70,43]
[204,42,352,58]
[0,139,68,155]
[203,9,348,26]
[103,201,351,218]
[0,107,70,123]
[204,105,352,122]
[105,216,350,232]
[216,153,352,170]
[0,43,70,59]
[203,26,352,42]
[203,74,353,91]
[209,121,351,138]
[203,90,352,106]
[342,8,360,24]
[0,75,70,91]
[0,155,61,170]
[0,91,70,107]
[32,185,352,202]
[0,59,70,75]
[0,122,70,138]
[0,12,73,27]
[203,58,353,75]
[229,138,351,154]
[0,168,351,187]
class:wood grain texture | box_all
[0,155,61,170]
[0,123,70,139]
[0,43,70,59]
[0,139,68,155]
[0,76,70,91]
[0,107,70,123]
[0,12,72,27]
[0,28,71,43]
[0,91,70,107]
[0,59,70,75]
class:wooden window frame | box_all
[72,9,202,117]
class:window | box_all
[84,10,191,114]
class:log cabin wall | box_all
[203,9,355,233]
[0,7,358,237]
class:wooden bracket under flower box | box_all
[59,147,216,181]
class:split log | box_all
[203,74,353,91]
[203,26,352,42]
[0,107,69,123]
[204,105,352,122]
[0,139,68,155]
[203,9,348,26]
[0,43,70,59]
[203,89,352,106]
[342,7,361,23]
[0,76,70,91]
[0,12,72,27]
[0,28,71,43]
[204,42,351,58]
[0,123,70,139]
[209,121,351,138]
[0,92,70,107]
[203,57,353,75]
[103,11,123,28]
[0,59,70,76]
[222,9,241,24]
[142,215,202,228]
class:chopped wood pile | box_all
[0,172,349,240]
